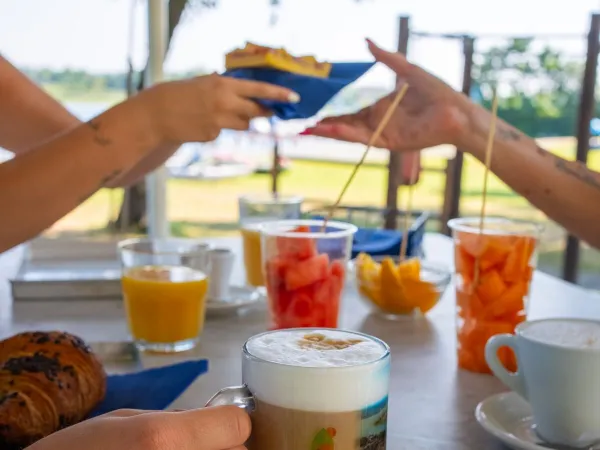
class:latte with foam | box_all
[243,329,390,450]
[520,319,600,350]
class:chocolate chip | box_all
[3,353,61,382]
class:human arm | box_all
[0,54,177,188]
[0,75,298,253]
[0,55,79,152]
[26,406,250,450]
[304,39,600,249]
[459,108,600,249]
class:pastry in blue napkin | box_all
[90,359,208,416]
[223,44,374,120]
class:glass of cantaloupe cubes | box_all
[261,220,357,330]
[448,217,543,374]
[354,253,451,318]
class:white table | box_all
[1,234,599,449]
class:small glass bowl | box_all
[350,254,451,319]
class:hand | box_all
[303,39,471,151]
[27,406,250,450]
[140,73,299,145]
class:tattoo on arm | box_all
[87,119,112,146]
[535,145,600,190]
[497,125,522,142]
[554,158,600,191]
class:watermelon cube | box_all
[284,254,330,291]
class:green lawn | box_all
[47,138,600,287]
[43,84,126,105]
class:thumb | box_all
[366,38,411,76]
[151,405,251,450]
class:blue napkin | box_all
[224,62,375,120]
[351,228,421,259]
[90,359,209,416]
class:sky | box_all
[0,0,599,89]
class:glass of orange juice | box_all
[118,238,211,353]
[238,195,303,288]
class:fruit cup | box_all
[447,217,543,374]
[353,253,451,319]
[261,220,357,329]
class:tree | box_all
[472,38,584,137]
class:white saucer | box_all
[206,285,263,316]
[475,392,556,450]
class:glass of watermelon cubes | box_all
[261,219,358,329]
[448,217,543,374]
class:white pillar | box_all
[145,0,169,238]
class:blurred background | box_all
[1,0,599,288]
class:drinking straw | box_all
[322,83,410,231]
[399,155,420,262]
[471,88,499,291]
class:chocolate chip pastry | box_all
[0,331,106,449]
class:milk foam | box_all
[243,329,390,412]
[522,319,600,350]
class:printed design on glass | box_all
[360,396,388,450]
[311,427,336,450]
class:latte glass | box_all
[206,328,391,450]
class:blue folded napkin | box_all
[91,359,209,416]
[224,62,375,120]
[351,228,413,258]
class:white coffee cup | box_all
[208,248,235,301]
[485,318,600,448]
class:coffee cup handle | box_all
[205,385,255,413]
[485,334,527,399]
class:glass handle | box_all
[205,385,255,413]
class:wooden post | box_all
[384,15,410,230]
[562,13,600,283]
[440,35,475,235]
[271,139,280,195]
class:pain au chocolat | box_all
[0,331,106,449]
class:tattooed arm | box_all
[460,106,600,249]
[0,54,178,188]
[0,70,296,252]
[0,97,158,253]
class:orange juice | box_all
[122,265,208,344]
[241,224,263,286]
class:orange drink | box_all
[238,195,303,288]
[118,238,211,352]
[122,265,208,346]
[241,224,263,287]
[448,218,542,374]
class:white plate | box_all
[206,285,263,316]
[475,392,572,450]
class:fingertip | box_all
[366,38,382,54]
[288,91,301,103]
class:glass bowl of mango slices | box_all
[352,253,451,319]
